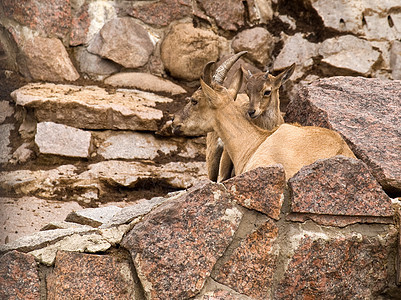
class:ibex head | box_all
[243,63,295,119]
[172,51,247,136]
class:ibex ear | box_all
[227,68,243,101]
[275,63,295,87]
[202,61,217,86]
[200,78,220,108]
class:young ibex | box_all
[172,66,355,180]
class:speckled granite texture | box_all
[224,165,286,220]
[285,76,401,193]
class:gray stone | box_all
[0,227,96,254]
[11,83,173,131]
[88,17,154,68]
[35,122,91,158]
[319,35,380,75]
[65,206,122,228]
[104,72,187,95]
[390,40,401,80]
[76,48,120,78]
[0,123,14,164]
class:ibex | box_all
[172,64,355,180]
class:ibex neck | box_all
[213,104,268,174]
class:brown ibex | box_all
[172,66,355,180]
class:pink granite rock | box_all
[70,3,90,46]
[47,251,140,299]
[224,165,286,219]
[122,183,243,299]
[0,251,41,300]
[214,219,279,299]
[196,0,245,31]
[128,0,191,27]
[285,77,401,193]
[1,0,71,39]
[274,233,395,299]
[288,156,394,218]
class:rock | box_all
[35,122,91,158]
[18,36,79,82]
[46,251,140,299]
[0,0,71,39]
[102,195,174,228]
[88,17,154,68]
[390,40,401,79]
[11,83,173,131]
[223,165,286,220]
[273,33,318,79]
[287,156,394,226]
[41,221,93,231]
[10,142,34,164]
[274,227,396,299]
[0,251,41,300]
[0,124,14,164]
[398,210,401,285]
[0,196,82,244]
[85,1,117,44]
[65,206,122,228]
[97,131,203,160]
[161,23,226,80]
[319,35,380,76]
[128,0,192,27]
[213,219,279,299]
[0,227,96,254]
[70,3,90,46]
[0,101,13,123]
[285,77,401,193]
[76,48,120,78]
[122,183,243,299]
[197,0,245,31]
[246,0,274,25]
[104,72,187,95]
[308,0,401,40]
[231,27,275,67]
[195,288,252,300]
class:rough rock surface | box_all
[128,0,191,27]
[197,0,245,31]
[76,48,120,77]
[122,183,243,299]
[214,219,279,299]
[285,76,401,193]
[18,36,79,82]
[287,156,394,227]
[274,230,395,299]
[11,83,173,131]
[390,40,401,80]
[319,35,380,75]
[35,122,91,158]
[223,165,285,220]
[0,123,13,163]
[104,72,187,95]
[46,251,140,299]
[0,251,41,300]
[161,23,225,80]
[88,17,154,69]
[231,27,275,67]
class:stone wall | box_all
[1,0,401,299]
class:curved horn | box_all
[213,51,247,85]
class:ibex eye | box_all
[264,90,271,96]
[191,98,198,105]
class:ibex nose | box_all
[248,109,256,118]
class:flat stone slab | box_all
[35,122,91,158]
[47,251,140,299]
[122,183,243,299]
[0,251,41,300]
[65,206,122,227]
[11,83,174,131]
[223,165,286,220]
[105,72,187,95]
[285,76,401,193]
